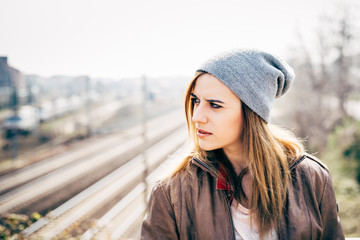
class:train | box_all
[1,94,99,136]
[2,106,38,136]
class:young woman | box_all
[141,49,344,239]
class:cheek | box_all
[220,113,243,140]
[197,111,243,151]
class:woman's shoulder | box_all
[290,153,330,174]
[290,153,333,193]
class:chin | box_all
[198,142,218,151]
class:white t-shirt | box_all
[231,200,277,240]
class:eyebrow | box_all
[190,93,225,104]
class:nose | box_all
[192,104,208,124]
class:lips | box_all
[196,128,212,137]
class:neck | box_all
[223,146,247,175]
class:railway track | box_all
[19,124,187,239]
[0,109,184,216]
[0,109,182,194]
[85,143,188,240]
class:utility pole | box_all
[141,75,149,203]
[10,86,18,161]
[85,76,92,137]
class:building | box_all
[0,57,26,109]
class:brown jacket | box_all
[141,154,344,239]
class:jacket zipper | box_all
[192,157,236,240]
[221,190,237,240]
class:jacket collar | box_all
[192,157,217,176]
[191,157,231,191]
[289,154,307,170]
[192,154,307,191]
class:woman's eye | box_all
[191,97,199,104]
[210,102,222,109]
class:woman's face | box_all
[191,73,244,152]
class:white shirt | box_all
[231,200,277,240]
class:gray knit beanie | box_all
[196,49,295,123]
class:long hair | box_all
[172,72,304,238]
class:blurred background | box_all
[0,0,359,239]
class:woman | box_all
[141,49,344,239]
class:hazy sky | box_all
[0,0,358,79]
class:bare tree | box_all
[278,2,359,151]
[332,8,357,118]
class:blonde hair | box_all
[172,72,304,238]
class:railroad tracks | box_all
[24,128,186,239]
[0,109,187,239]
[0,109,182,195]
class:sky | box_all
[0,0,358,79]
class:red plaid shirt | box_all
[216,165,234,203]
